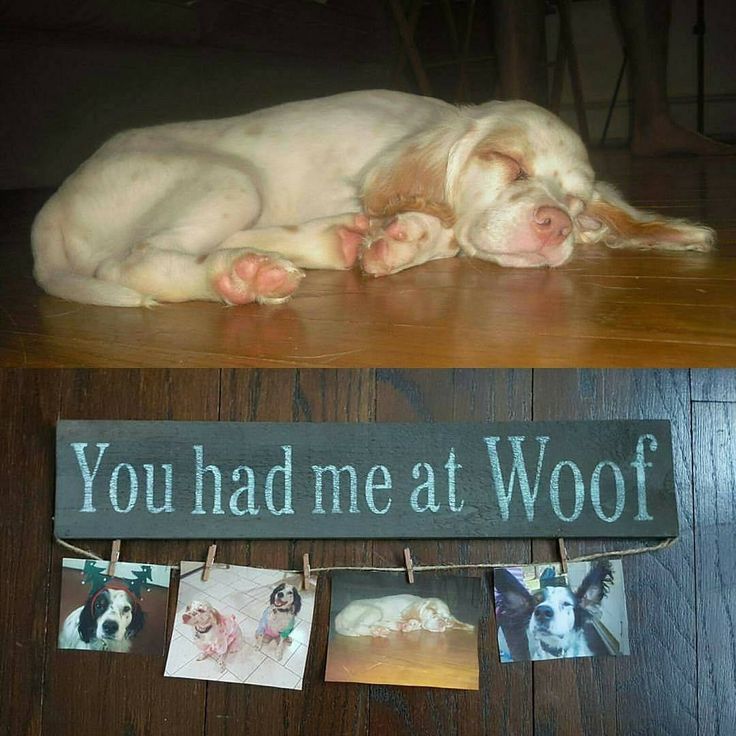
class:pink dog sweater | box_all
[201,614,241,656]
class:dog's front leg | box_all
[360,212,459,276]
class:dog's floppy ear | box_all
[361,123,469,227]
[270,584,282,606]
[77,597,97,643]
[494,568,534,616]
[126,604,145,639]
[292,587,302,615]
[575,561,614,611]
[577,181,715,252]
[494,569,535,661]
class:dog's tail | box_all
[32,195,151,307]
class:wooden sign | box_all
[54,420,678,540]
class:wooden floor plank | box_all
[42,369,220,736]
[691,369,736,402]
[2,151,736,368]
[692,402,736,736]
[0,370,61,736]
[369,369,533,736]
[531,369,696,736]
[205,370,303,736]
[294,369,375,736]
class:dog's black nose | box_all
[102,620,119,635]
[534,605,554,621]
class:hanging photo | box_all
[165,562,315,689]
[326,571,481,690]
[493,560,630,663]
[57,557,171,655]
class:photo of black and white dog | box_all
[493,560,629,663]
[59,579,145,652]
[58,558,171,655]
[255,583,302,661]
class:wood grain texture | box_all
[42,369,220,736]
[691,369,736,402]
[692,402,736,736]
[369,370,534,736]
[1,368,733,736]
[1,151,736,369]
[0,370,61,736]
[532,370,696,736]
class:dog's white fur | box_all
[526,586,593,660]
[58,588,137,652]
[334,593,474,638]
[32,90,714,307]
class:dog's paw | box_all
[211,250,304,305]
[334,213,371,268]
[360,213,457,276]
[370,626,392,638]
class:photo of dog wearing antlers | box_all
[493,560,629,663]
[57,559,171,656]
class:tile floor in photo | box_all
[165,564,313,690]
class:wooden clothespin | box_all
[403,547,415,584]
[302,553,312,591]
[107,540,121,576]
[557,538,569,574]
[202,544,217,582]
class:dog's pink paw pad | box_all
[383,217,407,240]
[337,226,364,267]
[215,253,303,305]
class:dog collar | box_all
[540,640,566,658]
[195,624,213,634]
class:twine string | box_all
[54,536,677,574]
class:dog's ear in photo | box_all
[292,587,302,615]
[494,568,535,661]
[574,561,614,615]
[77,597,97,643]
[126,604,145,639]
[270,584,283,606]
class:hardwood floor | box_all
[1,151,735,368]
[2,368,734,736]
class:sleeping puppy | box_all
[32,90,714,307]
[255,583,302,660]
[334,593,474,638]
[58,580,144,652]
[494,562,614,661]
[181,600,243,670]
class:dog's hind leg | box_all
[95,242,305,305]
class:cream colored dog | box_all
[334,593,474,638]
[33,90,713,307]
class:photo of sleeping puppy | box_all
[326,572,481,690]
[57,558,170,655]
[255,583,302,660]
[334,593,474,638]
[181,600,244,670]
[493,560,629,663]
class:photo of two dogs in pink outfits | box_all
[165,562,314,690]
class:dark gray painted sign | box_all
[54,420,678,539]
